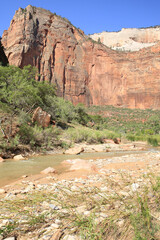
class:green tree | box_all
[0,65,56,113]
[74,103,91,125]
[147,115,160,134]
[54,97,76,122]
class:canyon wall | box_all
[2,5,160,109]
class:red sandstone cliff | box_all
[2,5,160,109]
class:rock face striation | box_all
[2,5,160,109]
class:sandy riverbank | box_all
[0,142,160,240]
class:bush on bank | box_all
[0,65,159,155]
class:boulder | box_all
[62,159,97,171]
[32,107,51,128]
[65,147,84,155]
[113,138,121,144]
[41,167,56,174]
[84,144,110,152]
[0,157,5,162]
[13,154,25,161]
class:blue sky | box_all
[0,0,160,37]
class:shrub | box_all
[54,97,76,122]
[147,137,158,147]
[89,114,104,124]
[64,126,119,144]
[74,103,91,125]
[18,124,35,144]
[18,124,60,149]
[126,134,136,141]
[18,111,32,125]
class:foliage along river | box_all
[0,149,155,187]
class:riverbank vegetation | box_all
[0,65,160,158]
[0,65,119,157]
[88,105,160,147]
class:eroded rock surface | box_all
[89,27,160,51]
[2,5,160,109]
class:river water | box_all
[0,149,155,187]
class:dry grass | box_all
[0,171,160,239]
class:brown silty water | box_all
[0,149,152,187]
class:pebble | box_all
[100,186,108,192]
[75,205,86,214]
[71,185,80,192]
[137,178,143,182]
[2,219,10,225]
[119,191,129,197]
[46,176,57,180]
[94,217,103,224]
[3,237,16,240]
[117,219,125,227]
[22,175,28,178]
[22,185,34,193]
[11,189,21,195]
[100,213,108,218]
[0,188,6,194]
[42,201,49,207]
[50,223,59,229]
[131,183,140,192]
[83,211,91,216]
[55,219,62,225]
[49,204,60,210]
[5,193,15,199]
[63,235,80,240]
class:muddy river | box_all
[0,149,156,187]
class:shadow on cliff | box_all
[0,37,8,66]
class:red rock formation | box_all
[2,5,160,109]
